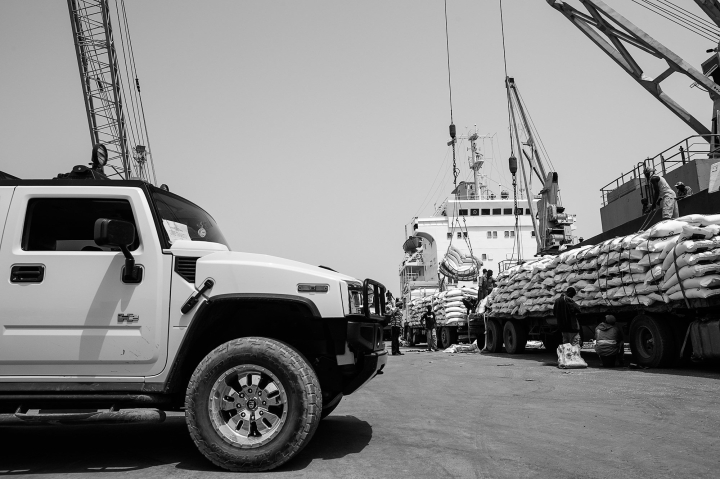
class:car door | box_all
[0,185,171,377]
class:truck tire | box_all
[440,327,458,349]
[486,319,504,353]
[503,320,527,354]
[185,337,322,472]
[629,315,676,368]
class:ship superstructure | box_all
[400,134,544,302]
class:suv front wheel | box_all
[185,337,322,471]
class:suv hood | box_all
[197,251,359,283]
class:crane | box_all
[547,0,720,154]
[67,0,156,183]
[506,77,576,256]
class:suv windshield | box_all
[151,188,229,248]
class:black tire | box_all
[321,395,342,419]
[629,315,676,368]
[185,337,322,472]
[440,327,458,349]
[486,319,504,353]
[542,332,561,353]
[503,319,527,354]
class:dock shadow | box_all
[0,414,373,475]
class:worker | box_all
[478,269,488,301]
[390,300,404,356]
[675,181,693,199]
[594,315,625,367]
[645,168,678,219]
[485,270,495,295]
[421,305,438,352]
[553,286,582,346]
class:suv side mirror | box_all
[94,219,142,283]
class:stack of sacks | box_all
[485,214,720,316]
[433,291,447,325]
[410,287,439,300]
[439,245,484,281]
[440,288,467,325]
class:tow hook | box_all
[181,279,214,314]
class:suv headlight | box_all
[345,280,364,316]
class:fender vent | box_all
[175,257,198,283]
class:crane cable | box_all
[500,0,522,264]
[444,0,459,255]
[630,0,720,42]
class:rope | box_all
[671,243,691,309]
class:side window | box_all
[22,198,138,251]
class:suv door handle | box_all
[10,265,45,283]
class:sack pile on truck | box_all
[407,285,479,327]
[485,214,720,316]
[439,245,484,281]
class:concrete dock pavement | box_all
[1,343,719,478]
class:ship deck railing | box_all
[599,134,720,207]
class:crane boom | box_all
[547,0,720,152]
[506,77,576,255]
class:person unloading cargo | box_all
[553,287,582,346]
[675,181,693,199]
[594,315,625,367]
[645,167,678,219]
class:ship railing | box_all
[451,191,530,201]
[599,134,720,206]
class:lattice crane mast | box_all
[67,0,155,183]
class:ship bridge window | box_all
[457,232,462,239]
[470,209,479,216]
[492,208,501,215]
[481,209,490,216]
[459,209,468,216]
[525,208,531,215]
[447,232,452,239]
[503,208,512,215]
[482,254,487,260]
[531,231,536,237]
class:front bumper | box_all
[341,350,387,395]
[341,320,387,395]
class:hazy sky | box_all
[0,0,716,293]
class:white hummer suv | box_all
[0,160,387,471]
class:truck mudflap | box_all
[341,350,387,395]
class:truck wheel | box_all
[486,319,503,353]
[440,327,458,349]
[629,315,676,368]
[185,337,322,472]
[503,320,527,354]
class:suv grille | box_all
[175,257,198,283]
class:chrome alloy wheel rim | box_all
[209,365,288,447]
